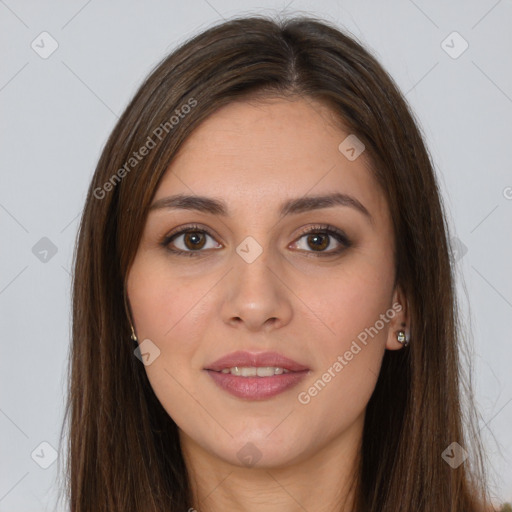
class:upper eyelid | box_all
[165,223,345,240]
[165,223,219,241]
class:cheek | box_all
[295,258,394,418]
[126,257,212,423]
[306,255,395,347]
[127,254,208,343]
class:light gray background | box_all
[1,0,511,510]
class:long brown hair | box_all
[60,13,494,511]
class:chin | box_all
[207,430,307,469]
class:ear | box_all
[385,285,410,351]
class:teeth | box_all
[219,366,290,376]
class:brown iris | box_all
[183,231,207,250]
[307,233,329,251]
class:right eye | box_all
[162,224,222,257]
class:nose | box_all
[220,245,293,333]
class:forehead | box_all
[153,97,387,219]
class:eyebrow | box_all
[149,192,372,222]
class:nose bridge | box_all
[220,233,292,331]
[231,234,277,300]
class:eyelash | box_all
[161,223,352,258]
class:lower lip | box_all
[205,369,309,400]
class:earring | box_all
[396,329,409,347]
[130,324,138,343]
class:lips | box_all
[203,350,310,400]
[204,350,310,372]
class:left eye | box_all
[292,229,348,254]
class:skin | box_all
[126,96,408,512]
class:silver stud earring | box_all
[396,329,409,347]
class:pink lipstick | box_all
[204,350,310,400]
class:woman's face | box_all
[126,96,407,469]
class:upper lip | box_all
[204,350,310,372]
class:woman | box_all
[63,14,496,511]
